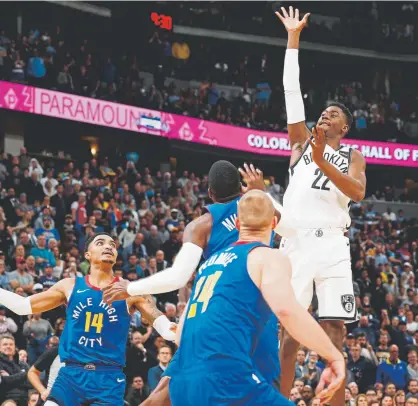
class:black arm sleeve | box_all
[33,347,59,372]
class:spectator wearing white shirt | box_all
[383,208,397,222]
[118,220,137,249]
[407,311,418,334]
[0,305,17,336]
[408,351,418,380]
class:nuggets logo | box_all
[341,294,354,313]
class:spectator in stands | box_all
[124,331,157,384]
[8,259,33,295]
[407,379,418,400]
[35,217,60,244]
[56,65,74,93]
[0,335,30,405]
[26,173,43,205]
[34,206,55,230]
[71,191,87,228]
[124,376,149,406]
[118,220,137,249]
[0,306,17,337]
[348,344,377,393]
[30,235,55,274]
[408,351,418,380]
[376,345,409,389]
[38,264,58,289]
[22,314,53,365]
[0,260,11,290]
[26,49,46,85]
[162,229,181,263]
[145,225,163,256]
[301,351,322,390]
[289,386,302,403]
[148,346,173,391]
[155,250,168,272]
[27,390,39,406]
[124,233,147,263]
[123,255,144,279]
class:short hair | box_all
[28,389,38,398]
[158,345,172,354]
[84,232,114,252]
[328,102,353,129]
[0,334,15,344]
[1,400,17,406]
[208,160,241,202]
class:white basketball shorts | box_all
[280,229,357,322]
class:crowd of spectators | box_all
[0,13,417,144]
[0,144,415,405]
[0,5,417,406]
[165,2,418,53]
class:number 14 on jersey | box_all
[187,272,223,319]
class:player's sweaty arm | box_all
[249,248,343,364]
[0,279,70,315]
[276,7,311,148]
[316,148,367,203]
[125,214,211,296]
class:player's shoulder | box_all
[184,212,213,242]
[247,245,279,264]
[51,277,77,297]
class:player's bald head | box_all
[237,190,274,230]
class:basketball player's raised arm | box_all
[0,279,70,315]
[276,7,311,147]
[250,248,344,364]
[103,214,210,302]
[310,127,367,202]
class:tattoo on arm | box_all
[136,295,163,324]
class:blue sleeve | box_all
[30,247,38,257]
[147,367,161,391]
[35,228,43,237]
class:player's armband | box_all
[283,49,305,124]
[0,288,32,315]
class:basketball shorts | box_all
[48,363,126,406]
[170,369,292,406]
[280,229,357,322]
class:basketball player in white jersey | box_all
[275,7,367,406]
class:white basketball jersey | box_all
[283,141,352,230]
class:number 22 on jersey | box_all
[187,271,223,319]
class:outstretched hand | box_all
[315,358,345,404]
[308,126,326,166]
[238,163,266,193]
[102,279,130,305]
[275,6,310,33]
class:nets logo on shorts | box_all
[341,294,354,313]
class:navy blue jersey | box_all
[59,276,131,368]
[173,242,273,375]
